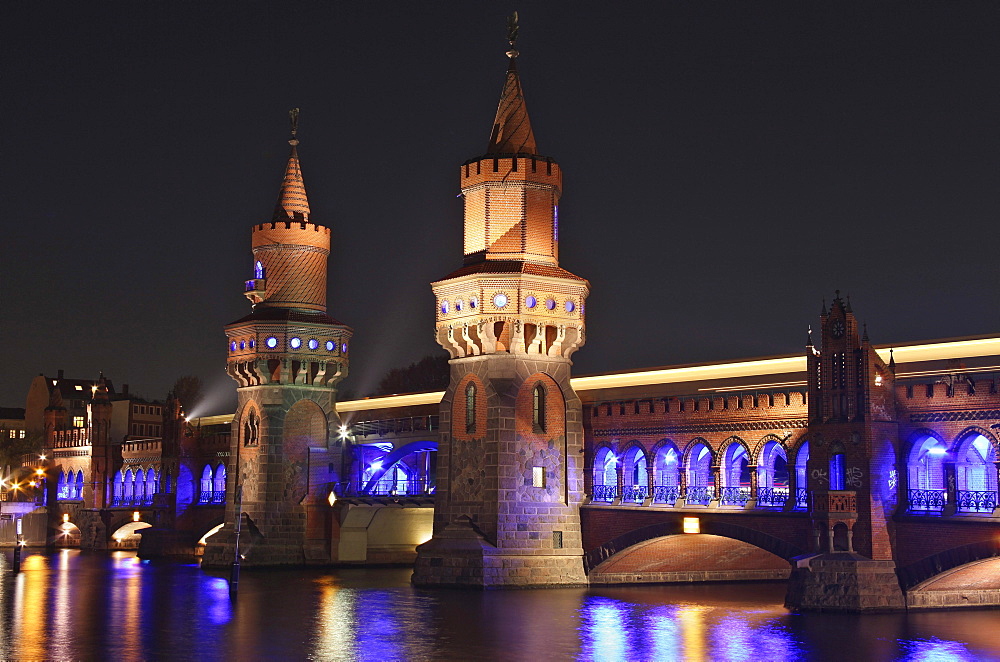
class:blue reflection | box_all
[203,577,233,625]
[578,597,631,660]
[899,637,979,661]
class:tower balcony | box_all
[244,278,267,304]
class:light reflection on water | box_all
[1,550,999,661]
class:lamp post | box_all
[229,483,243,596]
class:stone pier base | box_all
[136,529,198,559]
[412,523,587,588]
[785,552,906,612]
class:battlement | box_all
[252,221,331,251]
[590,390,808,425]
[461,154,562,189]
[50,428,91,448]
[895,377,1000,411]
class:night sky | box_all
[5,2,1000,415]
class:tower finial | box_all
[289,107,300,146]
[506,11,519,58]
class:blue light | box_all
[265,336,278,349]
[326,340,335,351]
[546,298,556,310]
[290,337,302,349]
[239,340,246,350]
[565,300,575,312]
[229,341,236,352]
[308,338,319,350]
[341,343,348,354]
[526,295,537,308]
[254,260,264,279]
[249,339,255,349]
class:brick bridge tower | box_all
[203,112,352,566]
[413,18,589,587]
[787,292,905,610]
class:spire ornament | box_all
[289,107,300,146]
[506,11,519,58]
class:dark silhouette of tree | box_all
[371,355,450,396]
[0,427,43,468]
[171,375,205,414]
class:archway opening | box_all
[621,446,648,503]
[589,534,791,584]
[685,443,714,506]
[592,448,618,502]
[110,521,152,549]
[653,445,680,505]
[955,433,998,513]
[907,435,947,512]
[757,440,789,507]
[721,443,750,506]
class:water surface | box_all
[1,550,998,661]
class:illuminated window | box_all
[465,383,476,434]
[532,384,546,432]
[266,336,279,349]
[532,466,545,488]
[326,340,335,351]
[830,453,846,490]
[254,260,265,279]
[308,338,319,350]
[75,385,83,391]
[73,416,84,428]
[290,337,302,349]
[525,295,537,309]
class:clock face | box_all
[832,320,845,338]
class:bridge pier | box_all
[785,552,906,612]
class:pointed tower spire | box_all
[806,325,814,348]
[272,108,311,223]
[487,12,537,155]
[889,348,896,373]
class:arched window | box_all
[621,446,648,503]
[244,410,259,447]
[794,441,810,509]
[829,452,846,491]
[74,470,84,499]
[114,470,126,506]
[532,384,546,432]
[907,436,946,512]
[213,464,227,503]
[254,260,265,279]
[465,382,476,434]
[56,470,68,500]
[145,468,156,504]
[592,447,618,502]
[653,444,680,504]
[721,442,750,506]
[955,433,998,513]
[757,440,790,507]
[685,442,714,506]
[200,465,214,504]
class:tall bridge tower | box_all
[413,18,589,587]
[203,114,352,566]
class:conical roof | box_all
[272,141,311,222]
[487,57,537,155]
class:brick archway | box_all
[583,519,806,573]
[897,539,1000,590]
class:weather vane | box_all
[506,11,519,58]
[289,107,300,144]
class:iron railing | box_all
[956,490,997,513]
[720,486,751,507]
[197,490,226,505]
[112,494,157,507]
[592,484,617,502]
[795,488,808,510]
[686,486,712,506]
[756,487,789,507]
[621,485,648,503]
[908,489,946,512]
[652,485,681,505]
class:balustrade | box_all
[652,485,680,505]
[685,486,712,506]
[795,488,809,510]
[592,484,617,502]
[908,489,946,513]
[621,485,648,503]
[198,490,226,505]
[720,486,751,507]
[956,490,997,513]
[756,487,789,507]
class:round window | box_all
[493,293,508,309]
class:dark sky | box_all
[4,2,1000,414]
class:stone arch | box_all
[751,434,786,464]
[195,516,226,545]
[583,519,806,573]
[954,425,1000,456]
[898,539,1000,590]
[906,429,948,508]
[283,399,328,504]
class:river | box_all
[1,550,998,661]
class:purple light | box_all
[308,338,319,350]
[265,336,278,349]
[325,340,334,351]
[526,295,537,308]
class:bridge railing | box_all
[756,487,789,507]
[111,494,157,507]
[652,485,680,505]
[685,486,712,506]
[907,489,946,513]
[592,484,617,502]
[720,487,751,507]
[621,485,647,504]
[956,490,997,513]
[197,491,226,505]
[363,479,434,497]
